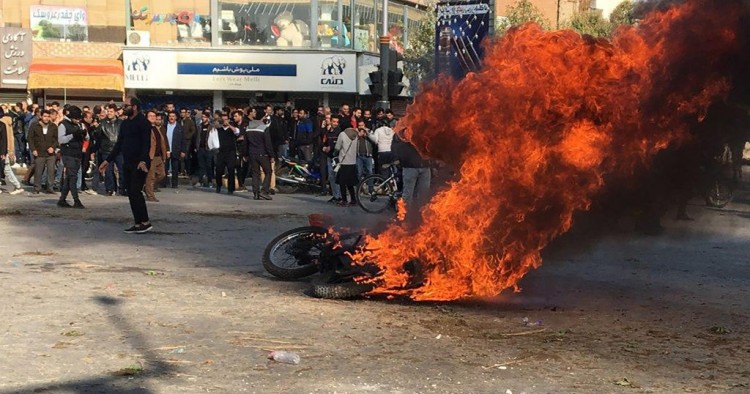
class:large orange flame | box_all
[356,1,748,301]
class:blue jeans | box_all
[197,148,215,186]
[277,143,289,159]
[326,157,342,199]
[100,152,124,193]
[356,155,374,189]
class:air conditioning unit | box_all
[127,30,150,47]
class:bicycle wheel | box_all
[705,180,732,208]
[356,174,393,213]
[262,226,327,280]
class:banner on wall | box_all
[0,28,33,88]
[123,50,357,92]
[434,0,490,79]
[30,5,88,42]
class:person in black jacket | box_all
[99,97,153,234]
[392,136,432,223]
[57,106,86,209]
[215,112,240,194]
[246,119,274,200]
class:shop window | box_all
[218,0,312,48]
[387,2,405,54]
[353,0,378,53]
[316,0,351,49]
[129,0,211,46]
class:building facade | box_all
[0,0,428,110]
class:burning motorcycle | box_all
[262,214,379,299]
[274,157,323,194]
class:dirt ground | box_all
[0,181,748,393]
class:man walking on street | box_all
[165,111,185,188]
[99,97,153,234]
[246,119,274,200]
[145,110,167,202]
[94,104,124,196]
[57,106,86,208]
[215,113,240,194]
[27,110,58,194]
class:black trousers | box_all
[124,164,149,224]
[80,151,90,191]
[60,155,81,201]
[250,154,272,193]
[168,157,180,188]
[237,155,249,187]
[215,150,236,193]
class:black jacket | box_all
[217,126,239,154]
[268,115,288,147]
[107,112,152,166]
[246,122,274,157]
[59,119,85,157]
[392,139,429,168]
[0,122,7,157]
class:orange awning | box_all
[27,58,124,92]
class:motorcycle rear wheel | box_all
[310,276,373,299]
[262,226,327,280]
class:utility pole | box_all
[376,0,390,110]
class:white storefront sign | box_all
[124,50,357,93]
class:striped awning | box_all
[27,58,124,92]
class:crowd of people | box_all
[0,99,435,222]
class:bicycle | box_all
[356,160,402,213]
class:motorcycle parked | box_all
[274,157,323,194]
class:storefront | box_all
[123,48,358,110]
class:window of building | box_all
[129,0,211,46]
[353,0,378,52]
[316,0,352,49]
[218,0,312,48]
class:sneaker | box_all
[236,187,248,193]
[57,200,72,208]
[259,192,272,200]
[84,189,97,195]
[124,223,152,234]
[10,188,24,195]
[73,200,85,209]
[135,223,153,234]
[327,197,341,204]
[193,182,201,188]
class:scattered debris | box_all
[144,270,163,276]
[435,334,442,340]
[268,350,301,365]
[615,378,633,387]
[709,326,731,335]
[113,363,144,376]
[169,347,186,354]
[62,330,83,337]
[221,291,227,297]
[522,317,542,327]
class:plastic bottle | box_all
[268,350,300,365]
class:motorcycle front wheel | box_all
[275,166,300,194]
[262,226,327,280]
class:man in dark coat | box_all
[99,97,153,234]
[57,106,87,208]
[164,111,185,188]
[27,110,58,194]
[245,119,274,200]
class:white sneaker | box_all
[84,189,97,195]
[10,188,24,195]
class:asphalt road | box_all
[0,181,748,393]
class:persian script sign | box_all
[0,28,33,88]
